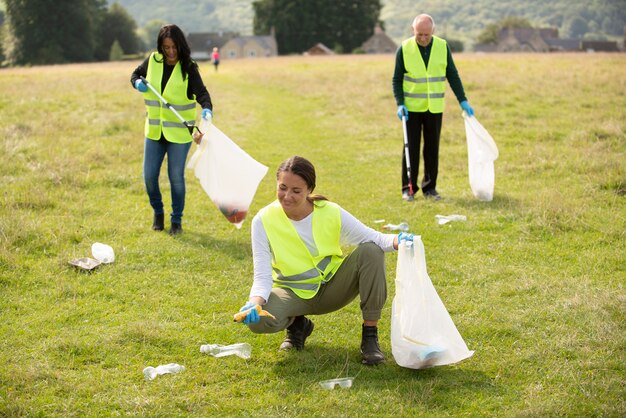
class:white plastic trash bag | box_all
[187,119,268,228]
[391,239,474,369]
[463,112,498,201]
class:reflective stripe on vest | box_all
[260,200,344,299]
[143,52,196,143]
[401,36,447,113]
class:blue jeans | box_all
[143,137,191,224]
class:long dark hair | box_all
[156,24,195,80]
[277,156,328,202]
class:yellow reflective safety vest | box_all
[144,52,196,143]
[401,36,448,113]
[260,200,345,299]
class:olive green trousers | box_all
[248,242,388,334]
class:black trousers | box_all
[402,111,443,195]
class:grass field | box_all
[0,53,624,416]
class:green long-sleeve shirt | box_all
[392,38,467,107]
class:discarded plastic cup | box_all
[382,222,409,232]
[143,363,185,380]
[91,242,115,263]
[319,377,354,390]
[200,343,251,359]
[435,215,467,225]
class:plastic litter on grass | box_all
[435,214,467,225]
[319,377,354,390]
[143,363,185,380]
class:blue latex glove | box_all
[201,108,212,120]
[397,105,408,120]
[460,100,474,117]
[134,79,147,93]
[238,302,260,325]
[398,232,415,242]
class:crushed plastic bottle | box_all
[435,214,467,225]
[143,363,185,380]
[91,242,115,263]
[200,343,251,359]
[319,377,354,390]
[382,222,409,232]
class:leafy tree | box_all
[4,0,107,65]
[253,0,382,55]
[95,2,140,61]
[109,39,124,61]
[140,19,168,51]
[564,15,589,39]
[446,38,464,52]
[477,16,533,45]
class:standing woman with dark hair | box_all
[237,156,416,365]
[130,24,213,235]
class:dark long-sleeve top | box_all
[130,55,213,110]
[392,39,467,107]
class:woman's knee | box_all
[358,242,384,260]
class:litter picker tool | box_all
[401,115,414,199]
[233,305,276,322]
[139,76,202,136]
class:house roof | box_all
[581,40,619,51]
[188,32,239,52]
[546,38,580,51]
[306,43,335,54]
[224,35,276,51]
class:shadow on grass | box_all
[175,230,251,261]
[447,192,521,211]
[270,343,497,405]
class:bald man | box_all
[392,14,474,201]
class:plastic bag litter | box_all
[68,257,101,271]
[382,222,409,232]
[91,242,114,263]
[463,112,498,201]
[391,238,474,369]
[435,214,467,225]
[187,119,268,228]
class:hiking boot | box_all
[169,223,183,235]
[423,189,442,201]
[279,316,314,351]
[361,324,385,365]
[152,214,164,231]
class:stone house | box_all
[305,43,335,55]
[496,27,557,52]
[221,35,278,59]
[188,32,239,60]
[361,26,397,54]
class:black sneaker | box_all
[169,223,183,235]
[423,190,442,201]
[152,214,164,231]
[279,316,314,351]
[361,325,385,365]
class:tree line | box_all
[1,0,385,66]
[1,0,141,66]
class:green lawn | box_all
[0,53,624,416]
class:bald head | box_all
[412,14,435,47]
